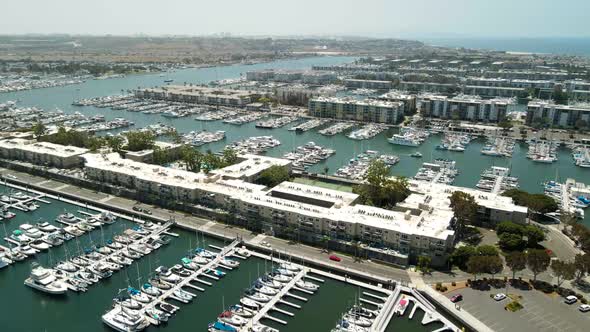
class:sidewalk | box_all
[408,270,494,332]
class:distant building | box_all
[0,138,88,168]
[526,100,590,127]
[376,90,417,114]
[309,96,404,124]
[420,95,514,122]
[135,86,259,107]
[344,79,393,90]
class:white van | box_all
[565,295,578,304]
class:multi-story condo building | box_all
[344,79,393,90]
[308,96,404,124]
[420,95,514,122]
[246,70,337,84]
[463,85,525,98]
[377,90,417,114]
[275,84,336,106]
[0,138,88,168]
[526,100,590,127]
[399,81,458,94]
[135,86,259,107]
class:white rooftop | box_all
[0,138,88,157]
[211,154,291,180]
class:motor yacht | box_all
[156,266,181,283]
[145,307,169,323]
[244,288,270,302]
[30,239,51,251]
[102,305,149,332]
[229,304,254,318]
[219,258,240,269]
[36,222,59,233]
[141,283,161,297]
[254,282,278,296]
[106,239,124,250]
[173,289,194,302]
[63,225,84,237]
[171,264,192,278]
[208,321,238,332]
[17,245,37,256]
[296,280,319,292]
[56,261,78,273]
[57,213,78,224]
[181,257,200,270]
[109,254,133,266]
[10,230,33,244]
[127,287,150,303]
[24,264,68,294]
[71,256,90,267]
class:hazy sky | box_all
[1,0,588,38]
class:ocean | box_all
[421,37,590,56]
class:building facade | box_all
[526,100,590,127]
[420,95,514,122]
[308,96,404,124]
[0,138,88,168]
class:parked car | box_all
[329,255,341,262]
[579,304,590,312]
[450,294,463,303]
[494,293,507,301]
[565,295,578,304]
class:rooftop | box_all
[0,138,88,157]
[210,154,291,180]
[311,96,404,108]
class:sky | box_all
[1,0,589,39]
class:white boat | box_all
[63,225,84,237]
[234,247,251,258]
[57,213,78,224]
[19,224,45,239]
[17,245,37,256]
[24,264,68,295]
[251,324,279,332]
[29,239,51,251]
[388,134,420,146]
[173,289,194,302]
[110,254,133,266]
[254,283,278,296]
[218,310,248,326]
[36,222,59,233]
[258,277,283,289]
[192,255,209,265]
[279,262,300,271]
[56,261,78,273]
[12,192,30,200]
[121,248,142,260]
[102,305,149,332]
[5,249,27,261]
[296,280,319,292]
[141,283,161,297]
[71,257,90,267]
[145,307,169,323]
[342,314,372,327]
[270,272,291,283]
[128,287,150,303]
[219,258,240,268]
[156,266,181,283]
[239,297,261,309]
[244,289,270,302]
[229,304,254,318]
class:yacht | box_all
[156,266,181,283]
[173,289,194,302]
[10,230,33,245]
[258,276,283,289]
[36,222,59,233]
[296,280,319,292]
[11,192,30,200]
[110,254,133,266]
[29,239,51,251]
[388,134,420,147]
[244,288,270,302]
[24,264,68,294]
[181,257,200,270]
[219,258,240,269]
[5,249,27,261]
[56,261,78,273]
[145,307,169,323]
[0,207,16,219]
[102,305,149,332]
[239,297,261,309]
[141,283,161,297]
[208,321,238,332]
[410,152,423,158]
[19,224,45,239]
[17,245,37,256]
[170,264,192,278]
[57,213,78,224]
[128,287,151,303]
[254,283,278,296]
[342,313,372,327]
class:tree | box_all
[524,225,545,247]
[496,221,524,236]
[365,159,390,186]
[502,189,558,215]
[417,256,432,274]
[123,131,155,152]
[32,122,47,140]
[106,136,124,153]
[477,245,499,257]
[573,253,590,283]
[449,191,478,238]
[450,245,477,270]
[256,165,290,188]
[526,249,551,281]
[179,145,202,172]
[574,119,588,130]
[323,166,329,177]
[353,160,410,209]
[505,251,527,281]
[466,255,486,280]
[485,255,504,280]
[222,148,238,166]
[552,90,569,105]
[498,120,513,132]
[551,260,576,287]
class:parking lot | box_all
[446,287,590,332]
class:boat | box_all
[279,262,300,272]
[141,283,161,297]
[11,192,30,200]
[239,297,261,309]
[181,257,200,270]
[234,247,251,258]
[5,249,27,261]
[90,262,113,279]
[333,319,368,332]
[170,264,192,278]
[17,245,37,256]
[244,288,270,302]
[388,134,420,146]
[24,264,68,295]
[251,324,279,332]
[63,225,84,237]
[121,248,142,260]
[0,207,16,219]
[195,248,216,259]
[219,258,240,269]
[110,254,133,266]
[19,224,44,239]
[342,313,372,327]
[10,230,33,245]
[296,280,319,292]
[145,307,169,323]
[218,310,247,326]
[173,289,193,302]
[128,287,151,303]
[36,222,59,233]
[106,239,124,250]
[55,261,78,273]
[71,257,90,267]
[97,245,113,255]
[254,282,278,296]
[43,234,64,247]
[149,277,172,290]
[208,321,238,332]
[192,255,209,265]
[258,276,283,289]
[29,239,51,251]
[156,266,181,283]
[158,302,177,315]
[229,304,254,318]
[56,213,78,224]
[269,271,291,283]
[101,305,149,332]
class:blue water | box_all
[422,37,590,56]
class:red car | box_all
[450,294,463,303]
[329,255,341,262]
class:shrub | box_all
[451,281,456,287]
[505,300,524,312]
[435,282,442,291]
[582,298,588,304]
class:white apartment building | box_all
[420,94,515,122]
[0,138,88,168]
[526,100,590,127]
[344,79,393,90]
[135,86,259,107]
[309,96,404,124]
